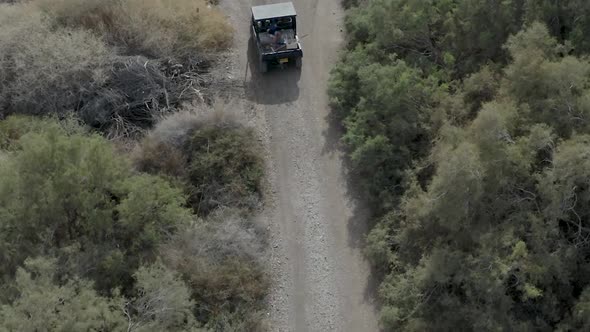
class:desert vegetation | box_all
[133,105,264,216]
[331,0,590,330]
[0,0,232,137]
[0,0,269,331]
[0,117,267,330]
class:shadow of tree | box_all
[321,96,385,330]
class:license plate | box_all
[279,58,288,63]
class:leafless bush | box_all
[0,18,195,137]
[81,56,180,139]
[35,0,233,59]
[131,137,187,178]
[166,210,267,265]
[133,100,247,173]
[0,6,111,116]
[133,101,262,215]
[160,209,268,329]
[132,108,206,177]
[145,110,206,149]
[147,100,246,147]
[1,0,232,137]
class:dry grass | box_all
[35,0,233,58]
[146,100,246,147]
[132,101,246,169]
[133,101,263,216]
[161,210,269,330]
[0,0,230,135]
[0,4,111,115]
[0,20,171,134]
[131,106,218,175]
[132,137,187,178]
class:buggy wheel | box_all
[259,59,268,73]
[295,57,302,69]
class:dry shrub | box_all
[0,1,228,136]
[82,56,176,138]
[35,0,119,32]
[133,137,187,178]
[142,100,246,149]
[0,3,31,100]
[132,109,204,178]
[0,4,111,115]
[161,210,269,330]
[134,103,263,215]
[0,15,176,136]
[185,124,263,215]
[0,4,188,135]
[146,109,207,148]
[118,0,233,56]
[144,108,269,329]
[35,0,233,58]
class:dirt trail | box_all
[218,0,379,331]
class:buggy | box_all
[251,2,303,73]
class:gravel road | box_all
[218,0,380,331]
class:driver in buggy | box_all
[266,19,284,45]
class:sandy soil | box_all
[216,0,380,331]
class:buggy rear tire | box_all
[259,59,268,73]
[295,57,302,69]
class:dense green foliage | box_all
[0,258,197,331]
[0,117,187,294]
[331,1,590,330]
[0,117,268,331]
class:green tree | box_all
[525,0,590,53]
[339,59,439,209]
[328,46,375,119]
[538,135,590,249]
[502,22,590,137]
[336,0,590,330]
[161,211,269,330]
[0,117,191,294]
[0,257,126,331]
[185,125,263,215]
[344,0,527,76]
[125,261,199,332]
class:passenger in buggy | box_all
[267,19,284,45]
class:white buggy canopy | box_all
[252,2,296,21]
